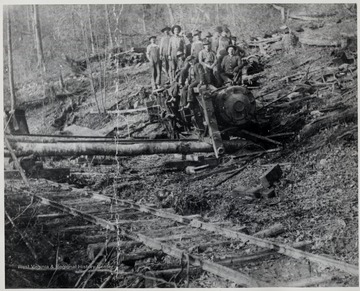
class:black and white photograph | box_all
[3,2,358,288]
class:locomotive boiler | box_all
[150,84,257,157]
[212,85,256,128]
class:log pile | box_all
[244,19,357,145]
[65,47,147,74]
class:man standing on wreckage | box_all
[168,25,186,82]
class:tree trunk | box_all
[6,8,16,111]
[141,4,147,34]
[71,10,78,52]
[26,5,32,31]
[80,21,101,113]
[113,4,124,48]
[179,4,184,29]
[6,140,249,157]
[166,4,175,26]
[87,4,96,54]
[105,5,114,48]
[33,5,46,72]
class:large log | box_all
[299,37,340,47]
[6,140,249,157]
[6,134,199,144]
[248,36,282,47]
[300,107,357,140]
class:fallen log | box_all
[218,241,310,266]
[87,241,142,260]
[6,140,250,157]
[253,223,284,238]
[284,275,336,287]
[144,267,202,287]
[248,36,282,47]
[289,10,338,21]
[65,47,146,73]
[6,134,198,144]
[299,37,340,47]
[119,250,163,263]
[233,148,282,159]
[240,129,282,146]
[300,107,357,140]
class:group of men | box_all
[146,24,247,109]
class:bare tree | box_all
[87,4,96,54]
[33,5,46,72]
[71,9,79,52]
[166,4,175,26]
[26,5,32,31]
[216,4,220,25]
[82,23,101,113]
[6,7,16,111]
[105,5,114,48]
[113,4,124,47]
[141,5,147,34]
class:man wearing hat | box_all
[220,44,244,85]
[191,30,204,61]
[231,36,246,58]
[185,32,193,57]
[146,36,161,90]
[159,26,172,80]
[182,55,206,109]
[198,40,217,85]
[168,25,186,82]
[175,50,190,85]
[211,26,223,53]
[217,28,231,57]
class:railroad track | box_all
[4,137,359,287]
[5,176,358,288]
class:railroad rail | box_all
[4,136,358,288]
[5,177,358,288]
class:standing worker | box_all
[168,25,186,82]
[159,26,172,81]
[217,28,231,57]
[215,29,230,85]
[211,26,223,53]
[185,32,193,57]
[231,36,246,57]
[191,30,204,60]
[198,40,217,85]
[146,36,161,90]
[220,44,244,85]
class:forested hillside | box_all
[3,4,356,106]
[3,4,358,288]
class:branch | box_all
[196,6,210,21]
[272,4,286,23]
[5,210,38,261]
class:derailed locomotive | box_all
[148,84,257,157]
